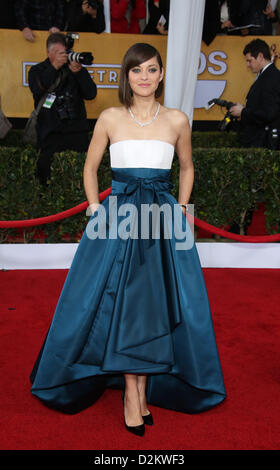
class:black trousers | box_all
[37,130,89,185]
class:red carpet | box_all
[0,268,280,450]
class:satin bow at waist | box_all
[111,172,174,195]
[111,172,174,265]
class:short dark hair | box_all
[46,32,66,50]
[118,43,164,108]
[243,39,271,61]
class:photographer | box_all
[28,32,97,185]
[230,38,280,149]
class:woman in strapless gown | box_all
[30,43,226,437]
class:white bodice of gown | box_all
[109,139,174,169]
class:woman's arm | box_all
[174,111,194,212]
[83,110,110,214]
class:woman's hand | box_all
[86,202,101,216]
[178,204,187,216]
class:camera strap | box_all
[35,73,64,117]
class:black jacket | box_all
[15,0,65,31]
[237,0,276,35]
[64,0,105,33]
[143,0,170,35]
[28,58,97,143]
[0,0,17,28]
[202,0,242,45]
[240,63,280,147]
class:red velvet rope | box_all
[1,186,280,242]
[0,188,111,228]
[187,214,280,242]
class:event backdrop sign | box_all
[0,30,279,120]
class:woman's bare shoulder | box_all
[98,106,126,123]
[162,106,190,125]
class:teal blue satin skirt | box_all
[30,168,226,414]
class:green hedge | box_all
[0,129,240,149]
[191,131,240,148]
[1,142,279,243]
[0,145,111,243]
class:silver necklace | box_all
[128,103,160,127]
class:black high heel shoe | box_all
[121,392,145,437]
[142,412,154,426]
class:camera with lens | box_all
[205,98,236,131]
[65,33,94,66]
[56,91,77,120]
